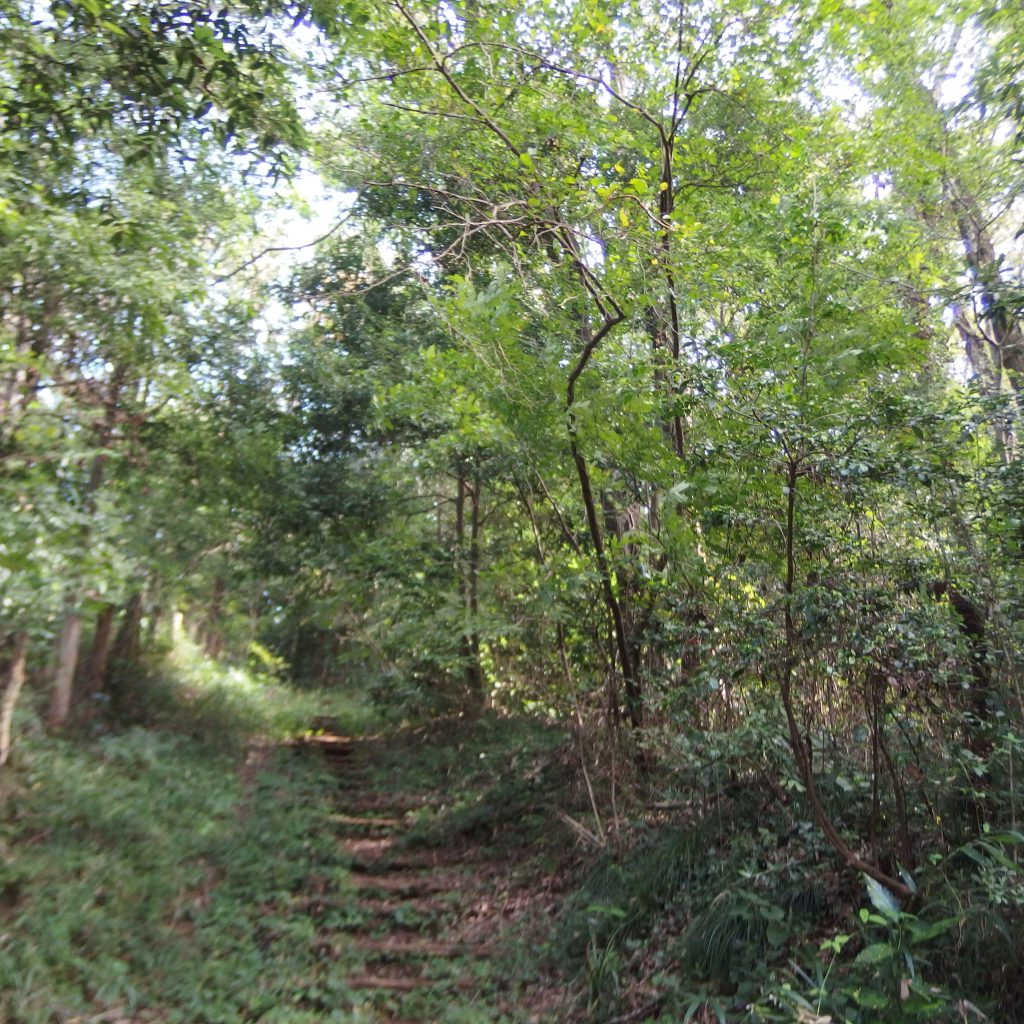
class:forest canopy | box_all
[3,0,1024,1020]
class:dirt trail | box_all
[304,723,569,1023]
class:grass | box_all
[361,712,573,854]
[0,640,372,1024]
[0,647,581,1024]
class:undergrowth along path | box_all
[304,717,573,1023]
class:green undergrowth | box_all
[0,649,375,1024]
[346,712,578,1022]
[553,787,1024,1023]
[0,660,584,1024]
[122,638,378,744]
[556,806,832,1021]
[362,712,574,855]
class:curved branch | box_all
[215,202,361,283]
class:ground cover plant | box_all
[0,651,369,1023]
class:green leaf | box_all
[864,875,901,917]
[853,987,890,1008]
[983,830,1024,846]
[854,942,894,966]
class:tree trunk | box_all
[929,581,993,754]
[601,491,645,725]
[455,467,484,704]
[949,184,1024,388]
[147,603,163,646]
[203,577,226,660]
[0,287,56,449]
[569,442,642,730]
[81,603,116,698]
[778,457,911,900]
[566,313,642,731]
[466,476,483,701]
[46,403,119,725]
[111,593,144,670]
[48,609,83,728]
[0,632,29,766]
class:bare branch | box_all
[215,200,362,283]
[391,0,522,157]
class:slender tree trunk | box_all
[81,603,116,698]
[569,442,642,729]
[147,603,162,646]
[466,476,483,700]
[48,609,83,728]
[929,582,993,754]
[455,470,466,558]
[952,307,1014,460]
[949,185,1024,386]
[454,467,484,703]
[516,479,606,836]
[111,593,144,672]
[0,288,56,449]
[566,313,642,730]
[778,456,912,899]
[47,417,119,724]
[0,632,29,766]
[203,577,226,660]
[455,469,469,682]
[657,121,685,458]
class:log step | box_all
[354,934,497,958]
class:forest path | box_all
[303,718,572,1023]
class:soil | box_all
[304,724,577,1023]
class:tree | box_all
[280,0,1024,897]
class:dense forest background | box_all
[3,0,1024,1021]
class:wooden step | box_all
[348,973,433,992]
[354,934,497,958]
[343,794,437,813]
[356,895,454,920]
[340,836,396,858]
[349,872,460,897]
[348,972,476,992]
[331,813,406,828]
